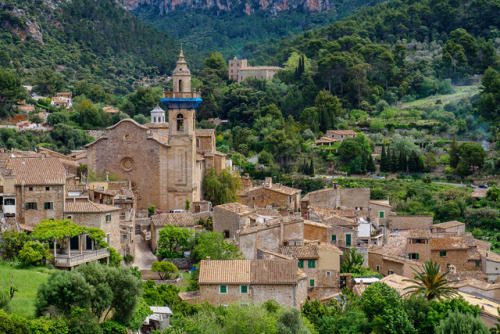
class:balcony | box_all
[163,92,201,99]
[54,249,110,268]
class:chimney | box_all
[265,177,272,188]
[206,256,210,261]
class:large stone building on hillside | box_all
[86,51,226,210]
[228,57,282,83]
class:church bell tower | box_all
[161,50,202,209]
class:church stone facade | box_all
[86,51,226,210]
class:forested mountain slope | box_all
[133,0,385,58]
[0,0,188,94]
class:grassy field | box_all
[178,271,193,292]
[400,84,480,109]
[0,262,53,317]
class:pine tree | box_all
[450,135,460,168]
[380,145,388,172]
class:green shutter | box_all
[346,234,351,247]
[332,235,336,242]
[241,285,248,293]
[25,203,29,210]
[380,211,384,218]
[308,260,316,268]
[34,202,37,210]
[408,253,411,259]
[298,260,304,268]
[220,285,227,293]
[310,279,315,287]
[416,253,419,260]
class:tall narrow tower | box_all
[161,50,202,209]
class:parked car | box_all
[479,184,488,189]
[466,184,476,188]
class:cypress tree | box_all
[399,150,407,173]
[450,135,460,168]
[391,149,399,173]
[367,154,376,172]
[380,145,388,172]
[309,158,315,176]
[408,150,419,172]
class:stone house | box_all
[198,259,308,308]
[430,234,481,273]
[476,239,500,282]
[431,221,466,234]
[301,186,371,217]
[237,216,304,260]
[85,51,226,211]
[280,241,343,299]
[303,221,329,243]
[10,157,67,228]
[213,202,254,240]
[300,186,340,217]
[64,199,122,253]
[150,212,195,253]
[369,200,392,226]
[307,208,359,248]
[239,177,301,212]
[324,130,357,142]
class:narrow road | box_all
[133,236,157,270]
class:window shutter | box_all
[416,253,419,260]
[25,203,29,210]
[34,203,37,210]
[408,254,411,259]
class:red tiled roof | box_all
[10,157,66,185]
[64,201,120,213]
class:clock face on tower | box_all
[120,157,135,172]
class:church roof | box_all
[150,104,164,113]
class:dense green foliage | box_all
[134,0,385,58]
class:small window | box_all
[45,187,50,191]
[326,271,331,277]
[310,279,315,287]
[67,215,73,220]
[376,265,380,272]
[298,260,304,268]
[379,211,384,218]
[331,235,336,242]
[196,138,200,148]
[28,187,33,191]
[240,285,248,294]
[224,230,230,239]
[25,202,37,210]
[4,199,15,205]
[408,253,419,260]
[308,260,316,268]
[176,113,184,131]
[44,202,53,210]
[440,251,447,257]
[220,285,227,294]
[476,261,480,267]
[106,214,112,222]
[388,270,394,275]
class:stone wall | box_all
[304,223,327,243]
[164,257,193,269]
[238,219,304,260]
[16,184,65,226]
[339,188,370,210]
[240,187,300,212]
[213,207,250,239]
[199,284,252,305]
[430,250,479,272]
[387,215,433,230]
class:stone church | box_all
[86,51,226,210]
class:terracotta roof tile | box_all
[199,259,301,284]
[64,201,120,213]
[370,200,392,208]
[195,129,215,136]
[11,157,66,185]
[432,221,465,229]
[215,202,254,215]
[199,260,251,284]
[151,212,194,227]
[326,130,357,135]
[407,229,431,238]
[280,245,319,259]
[430,235,476,250]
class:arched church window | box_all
[179,79,183,92]
[177,114,184,131]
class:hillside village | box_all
[0,49,499,333]
[1,0,500,332]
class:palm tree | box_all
[403,260,458,300]
[340,247,364,273]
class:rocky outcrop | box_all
[127,0,333,14]
[0,6,44,44]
